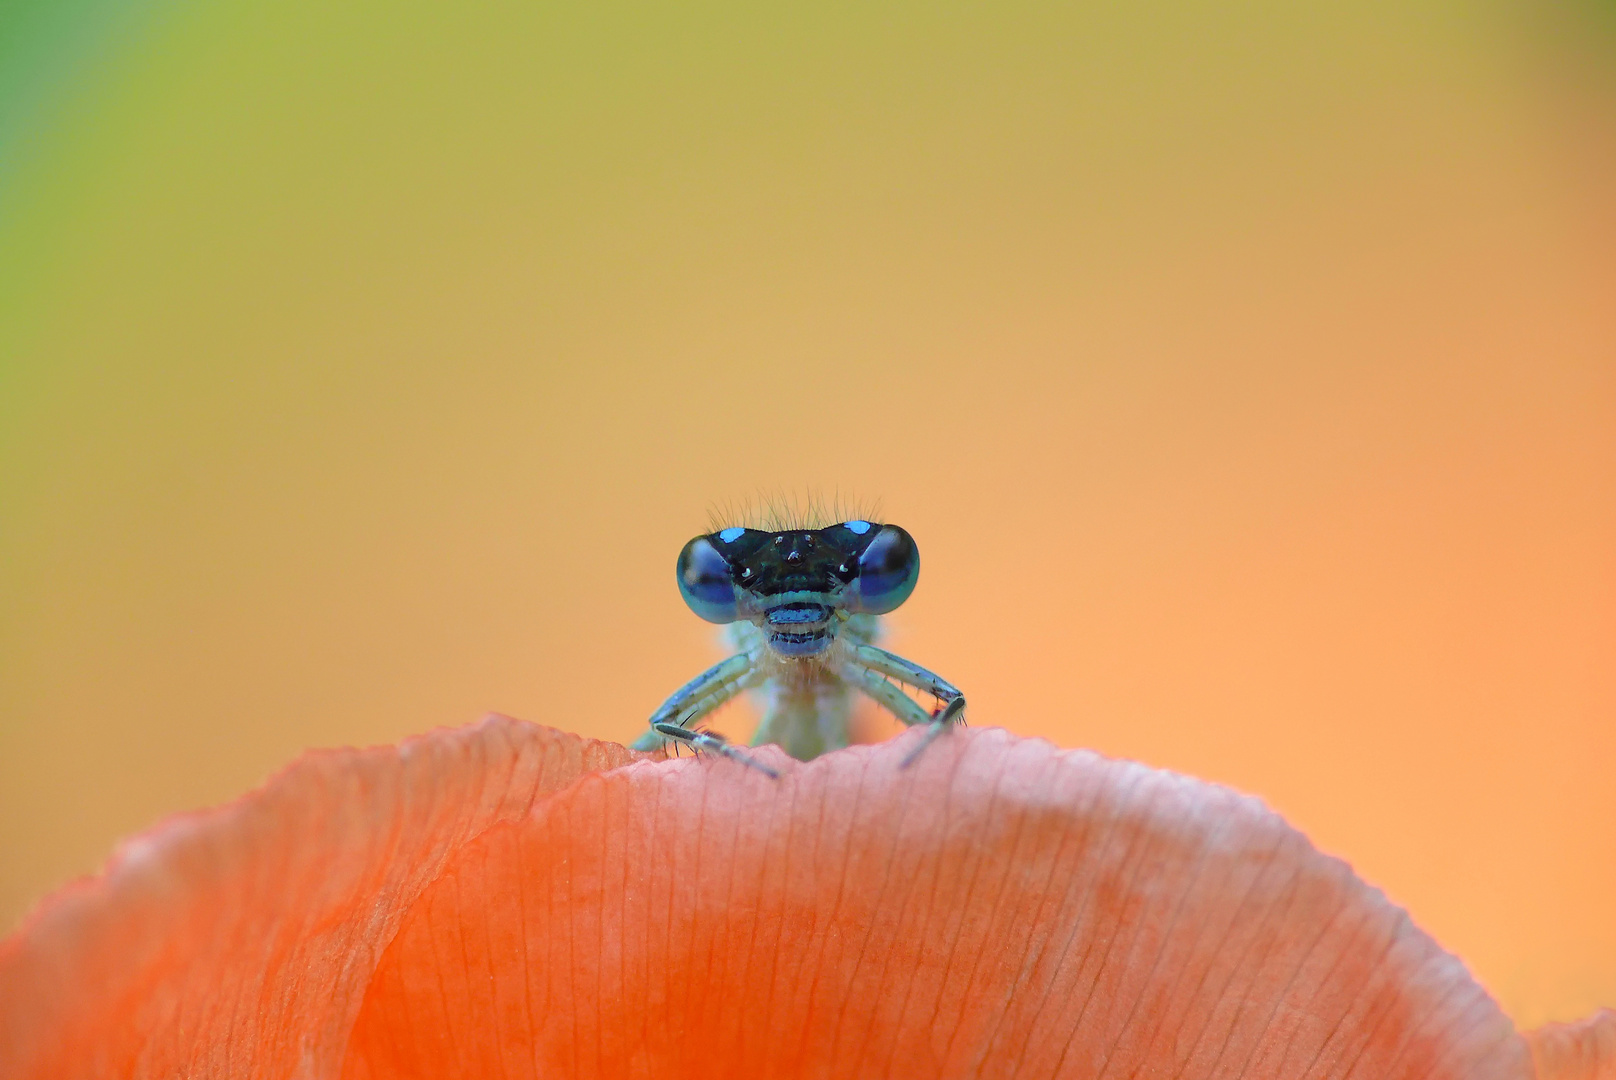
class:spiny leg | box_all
[632,651,777,775]
[846,644,964,706]
[840,643,967,767]
[840,662,935,727]
[652,722,779,778]
[633,653,753,749]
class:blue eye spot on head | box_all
[676,537,740,623]
[717,526,746,543]
[843,519,872,535]
[847,525,919,614]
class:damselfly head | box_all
[675,520,920,657]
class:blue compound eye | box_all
[846,524,919,614]
[676,537,740,623]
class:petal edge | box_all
[0,714,635,1080]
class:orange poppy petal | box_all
[1527,1011,1616,1080]
[0,716,634,1080]
[342,726,1528,1079]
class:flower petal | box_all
[342,726,1528,1079]
[1528,1011,1616,1080]
[0,716,634,1079]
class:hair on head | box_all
[707,490,883,533]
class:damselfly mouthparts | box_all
[633,515,965,775]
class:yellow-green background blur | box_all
[2,0,1612,1027]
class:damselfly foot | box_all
[651,721,780,778]
[900,695,968,769]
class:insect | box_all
[631,511,966,775]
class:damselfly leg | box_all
[837,643,967,767]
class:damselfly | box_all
[632,509,965,775]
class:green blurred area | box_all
[0,0,1586,368]
[0,0,156,173]
[0,0,1603,473]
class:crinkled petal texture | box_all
[0,716,634,1079]
[340,727,1528,1080]
[1529,1011,1616,1080]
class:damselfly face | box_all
[674,520,919,658]
[635,514,965,773]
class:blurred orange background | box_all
[1,0,1612,1027]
